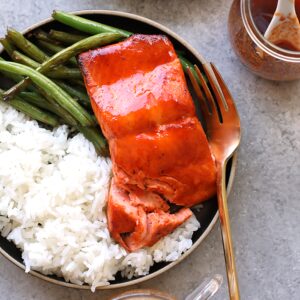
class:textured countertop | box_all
[0,0,299,299]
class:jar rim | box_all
[241,0,300,63]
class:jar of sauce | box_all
[228,0,300,81]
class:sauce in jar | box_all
[228,0,300,81]
[251,0,300,51]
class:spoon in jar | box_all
[264,0,300,51]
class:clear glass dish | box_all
[228,0,300,81]
[110,275,223,300]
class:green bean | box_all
[70,79,85,87]
[0,56,24,82]
[2,89,106,153]
[36,32,122,73]
[34,89,78,126]
[7,28,80,76]
[36,40,63,53]
[178,55,201,85]
[9,100,59,127]
[0,88,59,127]
[19,91,76,126]
[52,11,131,37]
[21,89,78,127]
[47,68,81,79]
[51,12,202,85]
[24,78,89,112]
[77,125,108,156]
[19,92,104,154]
[0,61,95,126]
[20,91,60,114]
[49,29,87,45]
[24,86,78,126]
[6,28,49,63]
[9,58,86,122]
[36,40,77,66]
[4,32,122,100]
[11,50,82,79]
[0,38,16,57]
[12,50,40,68]
[32,30,59,44]
[55,81,90,107]
[0,57,37,93]
[0,68,24,85]
[20,92,105,153]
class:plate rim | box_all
[0,9,238,290]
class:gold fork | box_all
[187,63,241,300]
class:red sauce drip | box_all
[251,0,300,51]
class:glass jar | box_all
[109,275,223,300]
[109,289,176,300]
[228,0,300,81]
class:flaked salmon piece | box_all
[143,208,192,248]
[107,181,138,249]
[79,34,216,251]
[121,206,148,251]
[128,188,170,212]
[108,180,192,252]
[124,208,192,251]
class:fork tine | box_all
[187,67,210,120]
[202,63,228,113]
[210,63,240,122]
[194,65,220,122]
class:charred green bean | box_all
[0,38,16,57]
[0,88,59,126]
[36,40,77,66]
[49,29,86,45]
[32,30,59,44]
[0,61,95,126]
[4,32,122,100]
[20,91,59,114]
[12,50,40,68]
[55,81,90,107]
[7,28,49,63]
[52,10,131,37]
[11,50,81,79]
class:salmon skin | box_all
[79,34,216,251]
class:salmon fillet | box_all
[79,34,216,251]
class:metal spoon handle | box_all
[217,161,240,300]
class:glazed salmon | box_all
[79,34,216,251]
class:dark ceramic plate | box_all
[0,10,237,290]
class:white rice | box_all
[0,102,200,291]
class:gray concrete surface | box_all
[0,0,299,299]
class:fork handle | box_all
[216,160,240,300]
